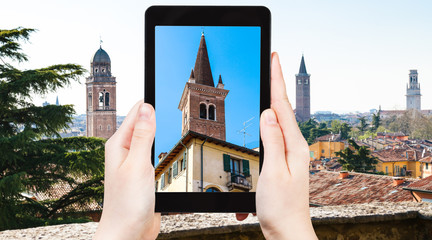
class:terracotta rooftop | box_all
[33,179,102,213]
[420,157,432,163]
[315,133,342,142]
[309,171,417,206]
[404,175,432,193]
[372,146,432,162]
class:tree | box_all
[330,120,351,140]
[336,139,378,172]
[0,28,105,230]
[371,111,381,132]
[358,116,368,133]
[298,119,331,145]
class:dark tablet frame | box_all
[145,5,271,213]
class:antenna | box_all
[237,117,255,147]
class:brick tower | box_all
[295,55,311,122]
[86,46,117,139]
[178,33,229,141]
[406,69,421,111]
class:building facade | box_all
[86,47,117,139]
[295,55,311,122]
[309,134,345,161]
[406,69,421,111]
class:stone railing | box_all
[1,202,431,239]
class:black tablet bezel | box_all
[145,5,270,213]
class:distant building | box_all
[42,101,49,107]
[85,46,117,139]
[406,70,421,111]
[309,134,345,161]
[295,55,311,122]
[56,96,59,106]
[373,145,432,178]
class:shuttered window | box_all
[182,152,187,170]
[223,154,231,172]
[168,168,172,184]
[173,161,178,178]
[242,159,250,177]
[161,173,165,188]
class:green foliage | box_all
[336,139,378,172]
[330,120,351,140]
[371,111,381,132]
[384,110,432,139]
[298,119,331,145]
[0,28,104,230]
[358,116,368,133]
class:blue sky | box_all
[1,0,432,116]
[155,26,260,161]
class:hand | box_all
[256,53,317,239]
[94,101,160,240]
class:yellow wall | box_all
[309,141,345,161]
[421,162,432,179]
[376,160,422,178]
[155,138,259,192]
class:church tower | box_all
[86,46,117,139]
[295,55,311,122]
[178,33,229,141]
[406,69,421,111]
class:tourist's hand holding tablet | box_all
[95,5,316,240]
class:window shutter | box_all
[223,154,231,172]
[173,161,178,178]
[242,159,250,177]
[168,168,172,184]
[161,173,165,188]
[182,151,187,170]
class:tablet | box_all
[145,6,270,212]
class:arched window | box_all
[305,79,308,84]
[99,125,102,131]
[298,79,301,84]
[205,187,220,192]
[95,68,98,73]
[99,92,104,107]
[209,105,215,120]
[107,125,111,131]
[200,103,207,119]
[105,92,110,107]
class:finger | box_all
[125,103,156,170]
[236,213,249,221]
[260,109,289,175]
[270,52,304,150]
[105,100,143,170]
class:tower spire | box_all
[193,34,214,87]
[299,55,307,74]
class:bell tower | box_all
[178,33,229,141]
[295,55,311,122]
[406,69,421,111]
[86,46,117,139]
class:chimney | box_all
[339,171,349,179]
[158,152,168,160]
[392,177,404,186]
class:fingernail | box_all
[138,103,152,121]
[265,110,277,125]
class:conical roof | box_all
[193,34,214,87]
[299,55,307,74]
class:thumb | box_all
[260,109,288,176]
[127,103,156,168]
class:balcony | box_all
[226,171,252,192]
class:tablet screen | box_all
[154,26,261,193]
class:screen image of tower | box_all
[155,26,261,193]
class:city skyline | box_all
[1,0,431,116]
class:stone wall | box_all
[1,202,432,240]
